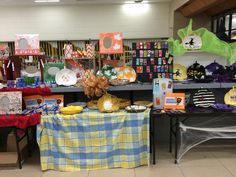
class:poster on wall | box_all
[99,32,123,54]
[15,34,40,56]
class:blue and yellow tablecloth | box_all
[37,109,150,171]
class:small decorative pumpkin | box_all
[173,64,187,81]
[193,88,215,108]
[187,61,205,80]
[97,94,120,113]
[205,61,222,75]
[224,87,236,106]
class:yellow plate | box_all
[60,106,83,115]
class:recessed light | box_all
[34,0,60,3]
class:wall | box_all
[0,3,170,42]
[169,0,189,37]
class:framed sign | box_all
[15,34,40,56]
[99,32,123,54]
[164,93,185,110]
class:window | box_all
[211,9,236,42]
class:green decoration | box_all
[168,19,236,62]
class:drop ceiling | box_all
[0,0,172,6]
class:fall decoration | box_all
[83,70,109,98]
[97,94,120,113]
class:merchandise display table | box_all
[0,113,41,169]
[151,108,236,164]
[37,109,150,171]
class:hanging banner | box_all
[15,34,40,56]
[99,32,123,54]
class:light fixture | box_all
[34,0,60,3]
[124,0,148,4]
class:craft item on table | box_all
[67,102,86,108]
[72,49,87,59]
[193,89,215,108]
[109,78,129,86]
[15,34,40,55]
[118,98,131,109]
[0,91,22,114]
[211,103,236,112]
[21,61,41,85]
[133,100,153,108]
[212,65,231,82]
[55,68,77,86]
[225,66,236,81]
[24,95,44,113]
[102,59,125,67]
[125,105,146,113]
[0,45,10,60]
[187,61,205,80]
[43,62,64,84]
[99,32,123,54]
[83,70,109,98]
[97,94,120,113]
[132,41,173,82]
[60,106,83,115]
[194,75,213,83]
[114,66,136,83]
[64,44,73,59]
[44,95,64,113]
[87,100,98,110]
[164,93,185,110]
[173,64,187,81]
[101,65,117,80]
[205,61,222,75]
[86,44,95,59]
[224,87,236,106]
[153,78,173,109]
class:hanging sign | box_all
[99,32,123,54]
[15,34,40,56]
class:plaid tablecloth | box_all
[37,109,150,171]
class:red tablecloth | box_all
[0,113,41,129]
[0,87,51,96]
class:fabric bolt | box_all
[37,109,150,171]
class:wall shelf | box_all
[50,82,236,93]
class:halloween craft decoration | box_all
[187,61,205,80]
[224,87,236,106]
[173,64,187,80]
[193,89,215,108]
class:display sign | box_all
[99,32,123,54]
[164,93,185,110]
[15,34,40,56]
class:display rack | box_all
[50,82,236,93]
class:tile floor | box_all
[1,145,236,177]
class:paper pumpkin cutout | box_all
[15,34,40,56]
[99,32,123,54]
[224,87,236,106]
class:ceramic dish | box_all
[133,101,153,108]
[125,105,146,113]
[67,102,86,108]
[55,68,77,86]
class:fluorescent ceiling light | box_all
[34,0,60,3]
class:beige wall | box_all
[0,3,170,42]
[169,0,189,37]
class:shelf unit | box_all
[50,82,236,93]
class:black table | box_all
[150,108,236,164]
